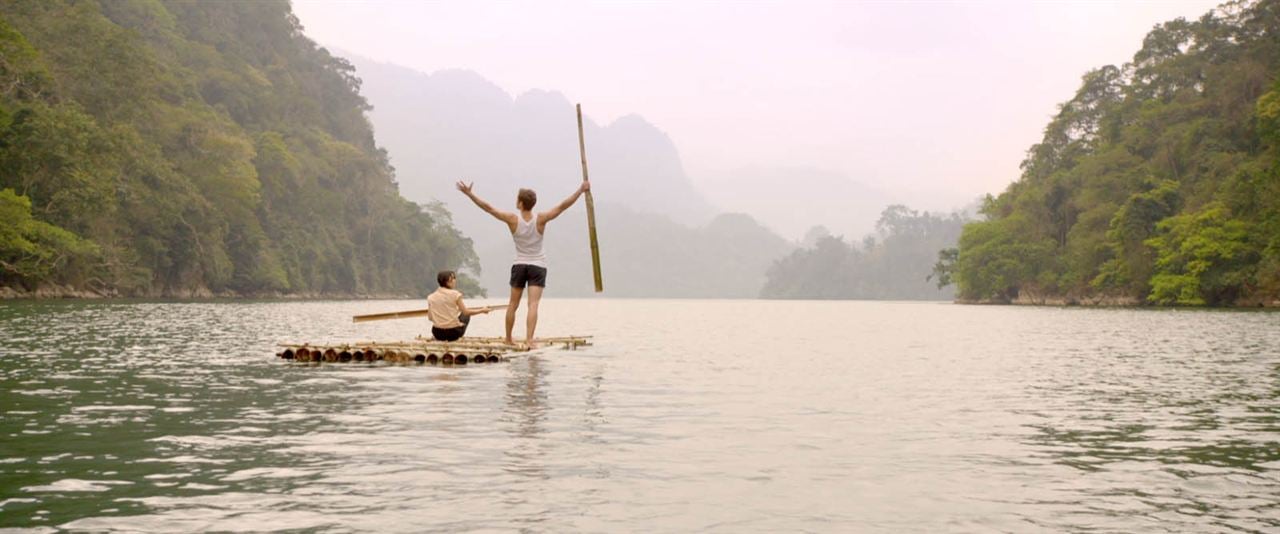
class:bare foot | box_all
[525,339,540,349]
[503,338,516,345]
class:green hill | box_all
[762,205,969,300]
[942,0,1280,306]
[0,0,478,297]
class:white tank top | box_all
[512,213,547,267]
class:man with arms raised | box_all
[456,180,590,347]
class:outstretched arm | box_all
[456,295,493,317]
[457,181,517,229]
[539,180,590,225]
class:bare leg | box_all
[525,285,543,347]
[505,286,523,344]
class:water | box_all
[1,300,1277,532]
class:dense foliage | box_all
[0,0,478,296]
[944,0,1280,306]
[762,205,966,300]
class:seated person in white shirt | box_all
[427,270,493,341]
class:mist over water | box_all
[2,300,1277,531]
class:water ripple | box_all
[1,300,1277,531]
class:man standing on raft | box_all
[456,180,591,347]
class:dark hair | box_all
[437,270,455,287]
[517,188,537,210]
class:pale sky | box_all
[292,0,1222,211]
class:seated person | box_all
[427,270,493,341]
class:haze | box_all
[293,0,1220,225]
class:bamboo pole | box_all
[577,104,604,293]
[352,305,508,323]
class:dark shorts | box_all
[510,264,547,289]
[431,313,471,341]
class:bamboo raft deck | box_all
[276,336,592,365]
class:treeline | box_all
[762,205,966,300]
[0,1,478,297]
[940,0,1280,306]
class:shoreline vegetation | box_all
[6,286,1277,308]
[0,284,423,300]
[934,0,1280,308]
[1,1,480,300]
[955,295,1280,308]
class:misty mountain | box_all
[344,54,794,296]
[696,166,892,241]
[350,57,715,224]
[763,205,968,300]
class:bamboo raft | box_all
[275,336,592,365]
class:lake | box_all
[1,299,1278,532]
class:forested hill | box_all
[945,0,1280,307]
[0,1,478,297]
[762,205,968,300]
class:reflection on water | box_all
[1017,328,1280,531]
[1,300,1278,532]
[500,357,550,528]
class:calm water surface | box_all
[1,299,1278,532]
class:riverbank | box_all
[956,292,1280,308]
[0,284,423,300]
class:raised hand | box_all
[455,180,474,195]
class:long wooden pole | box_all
[352,305,507,323]
[577,103,604,293]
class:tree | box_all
[0,188,98,287]
[1146,203,1259,305]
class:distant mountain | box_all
[344,54,793,296]
[696,166,892,241]
[349,58,716,226]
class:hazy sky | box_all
[292,0,1221,211]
